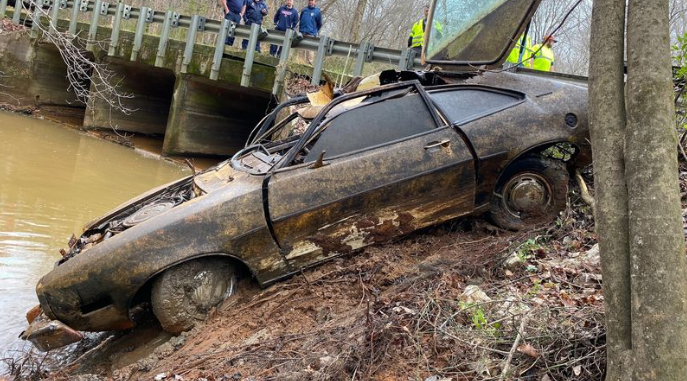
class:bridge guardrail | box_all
[0,0,422,96]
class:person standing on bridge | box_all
[299,0,322,38]
[531,35,556,72]
[270,0,299,57]
[242,0,269,52]
[222,0,246,47]
[298,0,322,63]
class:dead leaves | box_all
[517,343,539,359]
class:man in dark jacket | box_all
[270,0,299,57]
[299,0,322,38]
[242,0,268,52]
[222,0,245,46]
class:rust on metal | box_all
[24,66,591,351]
[20,314,84,352]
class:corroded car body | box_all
[24,0,591,349]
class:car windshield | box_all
[231,85,426,174]
[229,98,316,174]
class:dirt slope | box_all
[58,206,602,381]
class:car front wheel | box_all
[489,156,569,230]
[151,257,236,334]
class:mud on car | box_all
[21,0,591,351]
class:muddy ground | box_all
[2,172,610,381]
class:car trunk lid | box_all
[425,0,542,70]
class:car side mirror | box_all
[308,151,329,169]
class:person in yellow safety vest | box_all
[505,34,533,68]
[408,4,442,54]
[531,35,556,72]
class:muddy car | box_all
[22,0,590,351]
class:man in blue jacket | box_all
[270,0,299,57]
[299,0,322,38]
[242,0,269,52]
[221,0,245,46]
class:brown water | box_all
[0,112,190,352]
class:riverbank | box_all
[0,111,193,370]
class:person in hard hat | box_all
[505,34,533,69]
[532,35,556,72]
[408,5,442,55]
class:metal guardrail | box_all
[0,0,422,96]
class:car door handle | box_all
[424,139,451,150]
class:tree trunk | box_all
[626,0,687,379]
[349,0,368,42]
[588,0,632,379]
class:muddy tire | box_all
[489,157,569,231]
[151,258,236,334]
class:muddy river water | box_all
[0,112,191,352]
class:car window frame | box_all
[272,80,446,172]
[426,84,526,126]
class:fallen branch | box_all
[500,314,530,380]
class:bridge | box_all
[0,0,422,156]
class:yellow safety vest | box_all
[506,35,533,68]
[410,19,425,48]
[409,19,443,49]
[532,44,554,72]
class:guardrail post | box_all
[107,1,124,56]
[30,0,44,38]
[11,0,22,24]
[398,48,416,71]
[210,18,230,80]
[68,0,80,35]
[50,0,61,29]
[130,5,148,61]
[0,0,8,19]
[272,29,294,96]
[310,34,329,85]
[240,22,260,87]
[155,10,173,67]
[353,41,371,77]
[85,0,101,50]
[181,14,200,73]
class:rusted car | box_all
[22,0,591,350]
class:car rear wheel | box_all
[489,156,569,230]
[151,258,236,334]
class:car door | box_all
[265,84,476,273]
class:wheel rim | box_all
[190,269,233,312]
[502,172,553,218]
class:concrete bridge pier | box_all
[0,33,85,109]
[162,73,272,156]
[83,57,175,135]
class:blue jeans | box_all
[242,21,261,52]
[224,12,241,46]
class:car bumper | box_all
[20,306,83,352]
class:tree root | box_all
[574,169,595,214]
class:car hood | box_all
[425,0,542,70]
[61,162,258,264]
